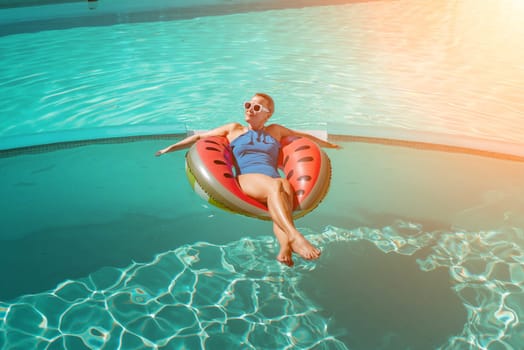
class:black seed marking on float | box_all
[283,155,289,167]
[295,145,310,152]
[224,173,234,178]
[298,156,314,162]
[286,169,294,180]
[204,140,220,145]
[205,147,221,152]
[214,160,227,165]
[297,175,312,181]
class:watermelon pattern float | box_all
[185,135,331,220]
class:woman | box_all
[155,93,340,266]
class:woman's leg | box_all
[237,174,321,261]
[273,223,294,267]
[267,178,321,261]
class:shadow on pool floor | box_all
[300,240,466,350]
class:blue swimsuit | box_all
[230,129,281,178]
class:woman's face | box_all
[244,95,271,125]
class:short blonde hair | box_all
[255,92,274,114]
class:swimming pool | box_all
[1,0,523,349]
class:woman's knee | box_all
[268,178,282,193]
[278,178,293,195]
[273,178,293,199]
[271,178,285,190]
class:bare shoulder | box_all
[227,122,247,136]
[228,122,244,131]
[266,123,292,140]
[195,122,239,139]
[225,122,247,142]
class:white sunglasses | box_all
[244,101,270,113]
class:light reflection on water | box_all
[1,0,524,349]
[1,138,523,349]
[0,0,522,149]
[1,221,522,349]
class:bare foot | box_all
[277,245,294,267]
[290,235,321,260]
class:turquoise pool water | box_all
[2,139,523,349]
[1,0,524,349]
[1,0,523,149]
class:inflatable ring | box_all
[185,135,332,220]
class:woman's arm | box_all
[271,124,341,149]
[155,123,238,156]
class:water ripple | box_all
[1,221,522,349]
[0,1,523,147]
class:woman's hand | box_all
[325,142,342,149]
[155,148,167,157]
